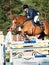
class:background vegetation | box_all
[0,0,49,34]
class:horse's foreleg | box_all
[21,29,25,35]
[21,29,30,40]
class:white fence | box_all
[10,40,49,65]
[0,34,49,65]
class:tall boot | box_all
[36,21,44,31]
[39,22,44,31]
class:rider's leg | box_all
[34,15,44,30]
[39,22,44,30]
[36,21,44,31]
[34,15,39,23]
[32,20,35,26]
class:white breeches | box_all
[34,15,39,23]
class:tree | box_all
[2,0,23,19]
[0,2,11,34]
[0,0,23,34]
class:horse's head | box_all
[12,15,27,30]
[12,16,27,24]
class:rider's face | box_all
[24,8,28,12]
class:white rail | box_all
[10,40,49,63]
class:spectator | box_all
[5,26,12,43]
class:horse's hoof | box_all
[38,36,41,39]
[38,35,44,40]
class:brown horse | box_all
[12,16,49,38]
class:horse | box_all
[12,16,49,39]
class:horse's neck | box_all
[17,16,27,24]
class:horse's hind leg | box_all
[38,32,46,40]
[44,27,49,35]
[42,21,49,35]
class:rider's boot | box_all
[39,21,44,31]
[36,21,44,31]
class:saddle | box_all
[32,21,44,31]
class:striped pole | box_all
[3,44,6,65]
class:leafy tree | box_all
[0,4,11,34]
[0,0,23,34]
[2,0,23,19]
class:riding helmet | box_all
[23,4,29,9]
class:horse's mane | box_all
[13,15,26,20]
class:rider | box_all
[23,4,43,30]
